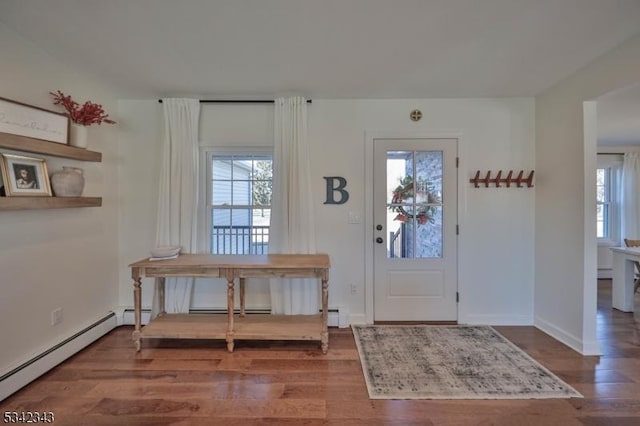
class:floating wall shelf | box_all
[0,132,103,210]
[0,197,102,211]
[0,132,101,162]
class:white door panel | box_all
[373,138,458,321]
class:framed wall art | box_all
[0,96,69,144]
[0,154,52,196]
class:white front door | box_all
[373,138,458,321]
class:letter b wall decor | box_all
[324,176,349,204]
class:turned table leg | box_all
[239,277,246,317]
[321,269,329,354]
[133,276,142,351]
[225,270,235,352]
[158,277,166,316]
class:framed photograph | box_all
[0,96,69,144]
[0,154,52,196]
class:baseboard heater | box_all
[0,312,117,401]
[123,307,338,314]
[190,308,339,315]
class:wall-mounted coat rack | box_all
[469,170,534,188]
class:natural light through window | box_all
[208,153,272,254]
[596,167,610,239]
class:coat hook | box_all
[505,170,513,188]
[525,170,535,188]
[470,169,534,188]
[494,170,502,188]
[483,171,491,188]
[470,170,481,188]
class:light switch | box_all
[348,211,362,224]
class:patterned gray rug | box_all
[352,325,582,400]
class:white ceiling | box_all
[597,84,640,146]
[1,0,640,143]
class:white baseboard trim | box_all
[534,316,602,356]
[580,340,603,356]
[120,308,152,326]
[0,313,117,402]
[348,313,368,325]
[459,314,533,326]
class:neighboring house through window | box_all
[206,151,272,254]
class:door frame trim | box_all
[364,130,464,324]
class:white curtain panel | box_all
[269,96,319,315]
[621,152,640,241]
[151,98,200,318]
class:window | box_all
[207,152,272,254]
[596,154,622,241]
[596,167,611,239]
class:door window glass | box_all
[386,150,443,258]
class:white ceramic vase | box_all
[51,167,85,197]
[69,123,88,149]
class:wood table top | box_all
[129,253,330,269]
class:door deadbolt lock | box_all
[376,224,383,231]
[376,237,384,244]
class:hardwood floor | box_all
[1,280,639,425]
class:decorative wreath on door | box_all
[389,175,440,225]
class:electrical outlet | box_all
[350,283,357,295]
[51,308,63,326]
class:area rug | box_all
[352,325,582,400]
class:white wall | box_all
[313,99,535,324]
[535,33,640,355]
[117,98,535,326]
[116,100,162,310]
[0,23,120,380]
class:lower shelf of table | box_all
[139,313,323,341]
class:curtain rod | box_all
[157,99,312,104]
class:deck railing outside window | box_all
[211,225,269,255]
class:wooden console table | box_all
[129,254,330,353]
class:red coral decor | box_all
[50,90,116,126]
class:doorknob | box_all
[376,237,384,244]
[376,224,383,231]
